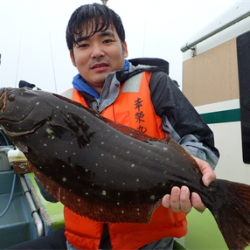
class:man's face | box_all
[70,24,128,94]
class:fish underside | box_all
[0,87,250,250]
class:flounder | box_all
[1,87,250,250]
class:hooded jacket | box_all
[37,58,219,250]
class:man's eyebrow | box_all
[75,30,115,44]
[76,36,89,43]
[98,30,115,38]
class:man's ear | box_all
[122,41,128,58]
[70,50,76,67]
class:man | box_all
[7,3,218,250]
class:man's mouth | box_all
[90,62,109,69]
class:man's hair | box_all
[66,3,125,50]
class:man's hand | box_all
[162,157,216,214]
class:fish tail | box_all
[209,179,250,250]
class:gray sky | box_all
[0,0,238,94]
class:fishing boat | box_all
[179,0,250,249]
[0,129,65,248]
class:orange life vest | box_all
[62,71,187,250]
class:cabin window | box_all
[237,30,250,164]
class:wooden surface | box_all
[183,38,239,107]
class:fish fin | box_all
[209,179,250,250]
[30,164,158,224]
[49,124,76,140]
[101,116,156,141]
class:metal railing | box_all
[181,10,250,53]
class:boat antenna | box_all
[100,0,108,5]
[49,32,57,93]
[15,32,22,88]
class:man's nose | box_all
[91,43,105,59]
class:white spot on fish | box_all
[113,155,116,158]
[121,210,124,214]
[102,190,106,196]
[65,106,68,108]
[131,164,135,168]
[137,208,139,211]
[118,193,120,196]
[123,183,125,185]
[101,154,104,157]
[85,169,89,172]
[100,208,103,211]
[46,128,53,134]
[85,192,89,195]
[78,199,81,202]
[96,163,98,166]
[150,195,155,200]
[101,142,104,144]
[65,150,68,153]
[117,202,120,205]
[136,179,139,182]
[127,151,130,154]
[104,169,107,172]
[62,177,67,182]
[163,147,168,151]
[56,106,59,108]
[44,144,47,146]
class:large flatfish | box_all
[1,87,250,250]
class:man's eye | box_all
[78,43,89,48]
[103,39,113,44]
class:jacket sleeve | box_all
[149,71,219,170]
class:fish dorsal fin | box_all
[100,116,155,142]
[29,163,160,224]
